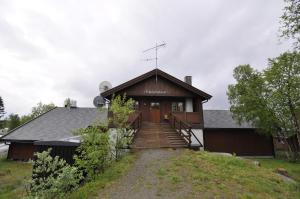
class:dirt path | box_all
[99,149,185,199]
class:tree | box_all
[7,114,21,130]
[109,95,135,161]
[280,0,300,49]
[20,102,55,125]
[265,52,300,146]
[0,96,5,128]
[0,96,4,119]
[227,52,300,159]
[31,102,55,118]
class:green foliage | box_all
[20,115,33,126]
[265,52,300,137]
[280,0,300,49]
[20,102,56,125]
[30,102,55,119]
[0,96,5,120]
[227,65,276,134]
[109,95,135,161]
[27,149,82,199]
[227,52,300,159]
[7,114,21,131]
[74,125,111,181]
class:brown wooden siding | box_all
[116,76,197,97]
[204,129,274,156]
[7,142,36,161]
[36,145,78,165]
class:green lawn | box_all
[66,153,136,199]
[0,157,32,199]
[1,151,299,199]
[252,158,300,182]
[0,153,135,199]
[156,151,300,199]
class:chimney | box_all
[64,98,77,108]
[184,76,192,85]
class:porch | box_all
[130,96,204,128]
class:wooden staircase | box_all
[131,122,188,149]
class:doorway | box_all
[150,102,160,123]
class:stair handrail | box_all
[169,113,203,147]
[127,111,142,143]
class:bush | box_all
[109,95,135,161]
[27,149,82,199]
[74,125,111,181]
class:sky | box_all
[0,0,292,116]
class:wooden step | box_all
[131,122,187,149]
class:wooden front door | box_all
[150,102,160,123]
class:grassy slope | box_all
[156,150,300,199]
[66,153,136,199]
[0,157,32,199]
[253,158,300,182]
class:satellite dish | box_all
[99,81,112,93]
[93,96,105,107]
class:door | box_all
[150,102,160,123]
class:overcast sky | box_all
[0,0,292,116]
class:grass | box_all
[155,150,300,199]
[66,153,136,199]
[252,158,300,182]
[1,151,299,199]
[0,157,32,199]
[0,153,135,199]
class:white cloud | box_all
[0,0,292,115]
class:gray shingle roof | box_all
[2,107,107,141]
[2,108,253,142]
[203,110,253,129]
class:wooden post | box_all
[179,121,182,135]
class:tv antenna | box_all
[143,42,167,83]
[143,42,166,69]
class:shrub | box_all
[109,95,135,161]
[74,125,111,181]
[27,149,82,199]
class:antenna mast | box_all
[143,42,166,82]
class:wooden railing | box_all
[169,113,203,148]
[171,112,203,128]
[127,111,142,144]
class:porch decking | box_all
[131,122,187,149]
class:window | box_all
[171,102,184,112]
[134,101,139,110]
[150,102,160,110]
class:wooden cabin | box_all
[1,68,275,161]
[102,69,210,126]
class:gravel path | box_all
[99,149,185,199]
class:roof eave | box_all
[101,69,212,100]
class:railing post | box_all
[188,128,192,147]
[179,121,182,135]
[173,117,176,128]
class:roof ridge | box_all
[101,68,212,99]
[1,107,57,140]
[55,107,97,109]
